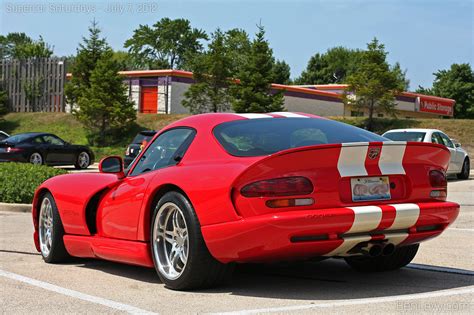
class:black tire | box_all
[38,192,70,263]
[457,158,470,180]
[29,152,44,165]
[344,244,419,272]
[74,151,90,169]
[150,191,233,290]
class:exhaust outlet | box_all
[382,243,396,256]
[360,243,383,257]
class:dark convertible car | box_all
[0,132,94,169]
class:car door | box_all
[42,135,71,164]
[438,132,463,172]
[431,132,456,173]
[97,128,196,240]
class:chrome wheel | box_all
[78,152,90,168]
[152,202,189,280]
[39,197,53,257]
[30,152,42,165]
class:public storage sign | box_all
[416,96,455,116]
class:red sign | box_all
[417,96,454,116]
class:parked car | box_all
[0,132,94,169]
[0,131,9,141]
[124,130,157,168]
[382,129,470,179]
[32,113,459,290]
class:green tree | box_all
[0,32,53,59]
[231,25,284,113]
[112,50,137,71]
[75,50,136,146]
[65,20,109,107]
[272,59,291,84]
[182,29,233,114]
[0,87,8,116]
[296,47,363,84]
[417,63,474,118]
[343,38,406,131]
[124,18,208,70]
[223,28,252,76]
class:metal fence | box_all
[0,58,67,112]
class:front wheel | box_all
[38,192,70,263]
[457,158,470,180]
[150,191,233,290]
[344,244,419,272]
[75,151,90,169]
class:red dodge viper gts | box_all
[32,112,459,290]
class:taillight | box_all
[240,176,313,198]
[7,147,23,153]
[429,170,447,187]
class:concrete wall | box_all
[169,81,191,114]
[284,96,344,116]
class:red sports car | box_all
[32,112,459,290]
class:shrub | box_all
[0,163,67,204]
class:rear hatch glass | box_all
[214,118,387,157]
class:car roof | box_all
[165,112,322,131]
[383,128,442,134]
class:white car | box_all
[382,129,470,179]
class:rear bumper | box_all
[0,153,27,162]
[201,201,459,263]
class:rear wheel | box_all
[38,192,70,263]
[29,152,43,165]
[75,151,90,169]
[150,191,233,290]
[457,158,470,180]
[344,244,419,272]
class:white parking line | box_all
[450,228,474,232]
[210,286,474,315]
[407,264,474,276]
[0,269,158,315]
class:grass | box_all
[1,113,473,159]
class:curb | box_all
[0,202,32,213]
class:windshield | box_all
[2,133,34,144]
[132,132,155,144]
[383,132,425,142]
[213,118,387,157]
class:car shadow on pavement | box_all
[72,257,473,300]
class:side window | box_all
[43,135,65,145]
[130,128,195,176]
[431,133,442,144]
[438,132,454,148]
[31,136,44,144]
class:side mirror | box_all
[455,142,461,148]
[99,156,125,178]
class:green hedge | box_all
[0,163,67,204]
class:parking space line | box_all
[407,264,474,276]
[450,228,474,232]
[0,269,158,315]
[210,286,474,315]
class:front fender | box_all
[32,173,120,237]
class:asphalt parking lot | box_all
[1,175,473,314]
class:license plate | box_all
[351,176,391,202]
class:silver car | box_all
[382,128,470,179]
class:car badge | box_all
[368,147,381,160]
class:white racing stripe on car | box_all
[337,143,369,177]
[325,235,372,257]
[379,142,406,175]
[234,113,273,119]
[385,232,409,246]
[387,203,420,230]
[270,112,309,118]
[346,206,383,233]
[0,269,158,315]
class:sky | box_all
[1,0,473,90]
